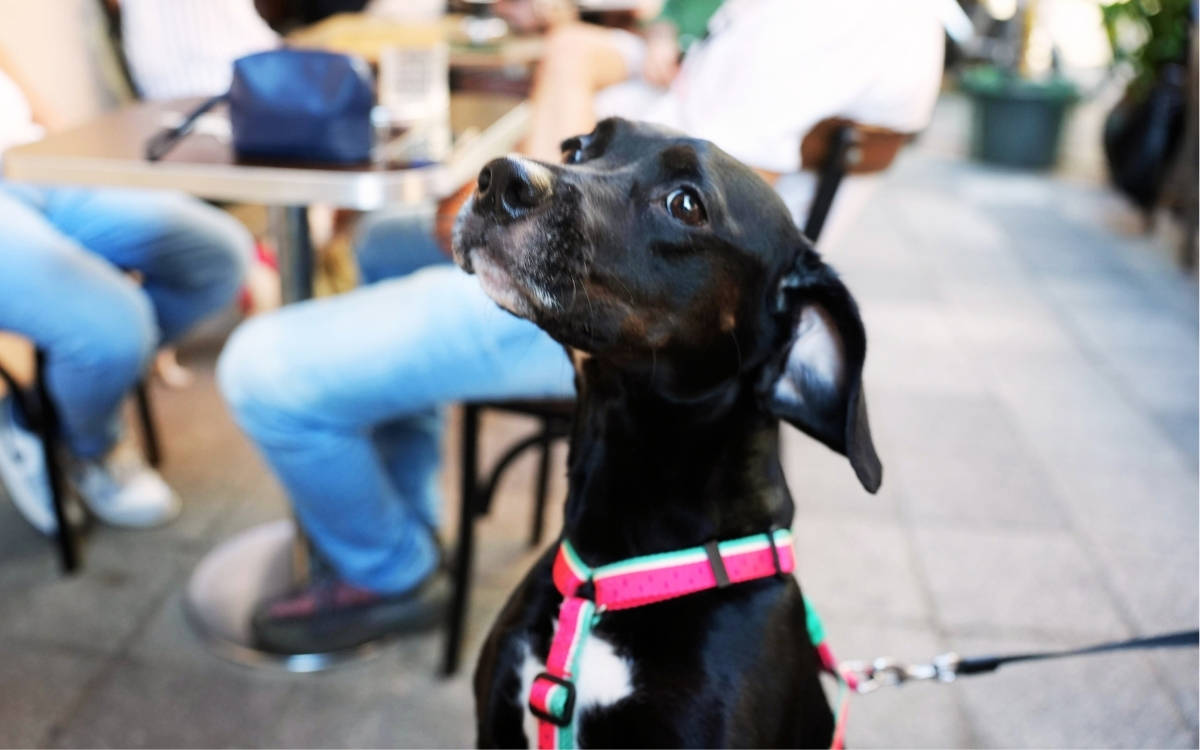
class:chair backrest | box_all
[799,117,912,243]
[801,117,911,176]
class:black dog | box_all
[453,118,881,748]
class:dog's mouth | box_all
[453,195,554,320]
[453,190,584,322]
[467,245,537,317]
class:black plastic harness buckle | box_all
[529,672,577,727]
[704,540,731,588]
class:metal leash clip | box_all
[840,652,962,694]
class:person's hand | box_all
[642,27,681,88]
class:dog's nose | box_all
[475,157,552,220]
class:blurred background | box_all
[0,0,1195,747]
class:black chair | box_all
[0,347,163,573]
[441,118,912,675]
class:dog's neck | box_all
[562,360,794,567]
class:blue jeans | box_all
[0,184,251,457]
[217,216,575,595]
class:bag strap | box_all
[144,93,228,162]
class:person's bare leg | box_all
[524,23,632,162]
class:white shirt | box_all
[598,0,946,245]
[0,69,43,158]
[120,0,280,101]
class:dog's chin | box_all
[465,248,538,319]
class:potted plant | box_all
[1099,0,1192,216]
[960,0,1080,168]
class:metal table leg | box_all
[269,205,315,304]
[183,204,386,671]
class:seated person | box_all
[218,0,946,653]
[117,0,281,100]
[0,46,252,533]
[522,0,722,161]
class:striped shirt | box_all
[120,0,280,101]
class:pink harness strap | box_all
[530,529,843,749]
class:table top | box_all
[2,93,527,210]
[286,13,546,68]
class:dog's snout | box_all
[475,157,552,220]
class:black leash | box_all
[955,629,1199,676]
[840,629,1199,693]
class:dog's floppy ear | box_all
[761,248,882,493]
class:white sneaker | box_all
[70,443,181,528]
[0,395,58,535]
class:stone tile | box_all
[943,303,1076,354]
[866,341,993,398]
[1156,407,1200,471]
[860,302,958,350]
[793,517,929,623]
[1048,465,1198,555]
[269,669,474,748]
[1101,354,1199,417]
[859,301,996,398]
[980,351,1189,474]
[912,526,1127,637]
[878,394,1069,530]
[47,657,297,749]
[1062,302,1198,360]
[0,495,64,580]
[837,264,944,306]
[0,640,108,748]
[0,531,190,653]
[1146,648,1200,735]
[127,588,250,672]
[1091,541,1199,638]
[951,633,1197,748]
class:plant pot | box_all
[961,67,1079,169]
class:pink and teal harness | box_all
[527,528,851,749]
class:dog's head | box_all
[453,118,881,492]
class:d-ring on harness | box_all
[528,528,846,749]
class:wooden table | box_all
[3,93,528,302]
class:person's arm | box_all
[0,44,64,131]
[641,21,680,87]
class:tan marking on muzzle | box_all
[507,155,554,195]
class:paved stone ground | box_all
[0,95,1196,748]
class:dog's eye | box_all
[666,188,707,226]
[562,147,585,164]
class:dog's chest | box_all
[516,628,634,745]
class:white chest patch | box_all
[517,627,635,747]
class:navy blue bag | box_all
[147,48,375,164]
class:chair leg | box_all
[803,124,854,244]
[134,380,162,467]
[529,421,552,549]
[443,404,480,676]
[34,350,79,573]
